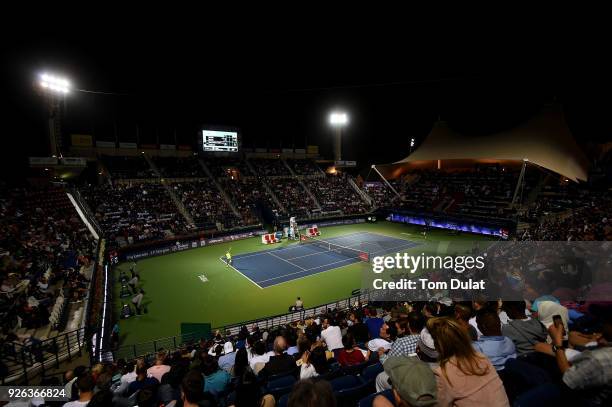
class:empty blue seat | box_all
[330,375,362,392]
[266,374,296,399]
[341,361,369,376]
[360,363,384,383]
[358,389,395,407]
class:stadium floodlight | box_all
[410,138,415,147]
[329,112,348,126]
[39,73,70,94]
[329,111,348,162]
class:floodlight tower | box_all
[329,111,348,162]
[38,73,71,157]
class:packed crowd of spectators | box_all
[56,296,612,406]
[221,178,270,226]
[305,174,370,215]
[83,183,188,247]
[362,182,400,209]
[172,180,242,230]
[0,186,95,344]
[90,156,379,239]
[267,178,317,220]
[521,192,612,241]
[393,168,521,220]
[153,156,207,178]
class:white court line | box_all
[231,243,305,260]
[218,257,264,289]
[331,232,408,250]
[259,241,418,288]
[369,241,419,256]
[266,237,417,285]
[227,231,417,289]
[285,250,330,261]
[257,256,356,284]
[330,239,417,255]
[267,251,307,271]
[229,231,371,261]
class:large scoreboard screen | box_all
[202,130,239,152]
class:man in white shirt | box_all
[113,360,137,395]
[367,323,397,352]
[248,341,271,373]
[320,318,343,356]
[295,297,304,309]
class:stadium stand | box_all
[220,177,270,225]
[266,178,318,219]
[362,181,399,209]
[0,185,94,349]
[95,297,612,407]
[305,173,371,215]
[521,191,612,240]
[82,183,188,247]
[171,179,242,230]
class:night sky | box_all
[2,33,611,175]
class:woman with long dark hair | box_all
[427,317,509,406]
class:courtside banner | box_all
[124,230,267,261]
[300,218,366,230]
[362,241,612,303]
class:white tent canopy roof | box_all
[395,105,589,182]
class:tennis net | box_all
[300,234,370,262]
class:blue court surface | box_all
[222,232,418,288]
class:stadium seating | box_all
[171,179,242,229]
[0,186,95,343]
[267,178,318,219]
[83,183,189,246]
[221,177,272,224]
[305,173,370,215]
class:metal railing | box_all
[106,290,371,362]
[0,327,87,385]
[212,291,371,336]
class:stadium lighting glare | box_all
[410,138,415,147]
[329,112,348,126]
[39,73,70,94]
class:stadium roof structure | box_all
[390,105,589,182]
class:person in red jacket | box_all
[337,333,368,367]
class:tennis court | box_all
[222,231,418,288]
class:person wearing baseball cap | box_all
[373,356,437,407]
